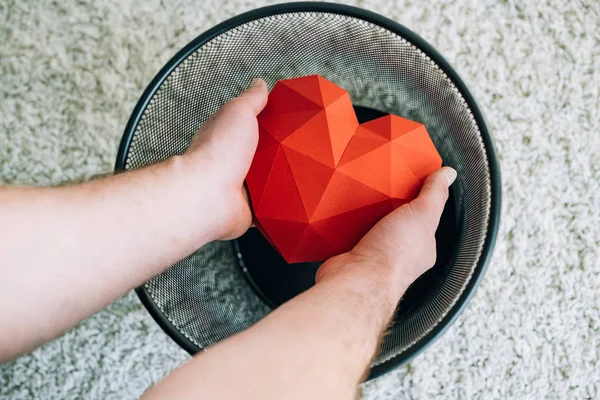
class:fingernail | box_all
[249,78,263,88]
[445,168,457,185]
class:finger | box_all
[212,78,268,126]
[190,78,268,155]
[408,167,457,234]
[235,78,269,115]
[203,78,268,132]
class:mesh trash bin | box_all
[115,2,501,379]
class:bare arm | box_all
[0,80,269,361]
[144,167,457,400]
[1,75,456,400]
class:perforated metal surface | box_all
[117,3,500,378]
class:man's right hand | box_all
[315,166,457,322]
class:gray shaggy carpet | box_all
[1,0,599,398]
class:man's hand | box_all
[0,80,268,362]
[315,166,457,322]
[184,78,268,240]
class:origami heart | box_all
[246,75,442,263]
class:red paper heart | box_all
[246,75,442,263]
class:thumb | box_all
[234,78,269,114]
[189,79,268,153]
[214,78,269,120]
[408,166,457,235]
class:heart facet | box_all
[246,75,442,263]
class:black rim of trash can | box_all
[114,2,501,380]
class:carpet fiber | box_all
[1,0,599,398]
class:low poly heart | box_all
[246,75,442,263]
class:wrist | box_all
[163,155,227,243]
[315,253,409,330]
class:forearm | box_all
[0,80,266,362]
[0,155,224,361]
[144,257,405,400]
